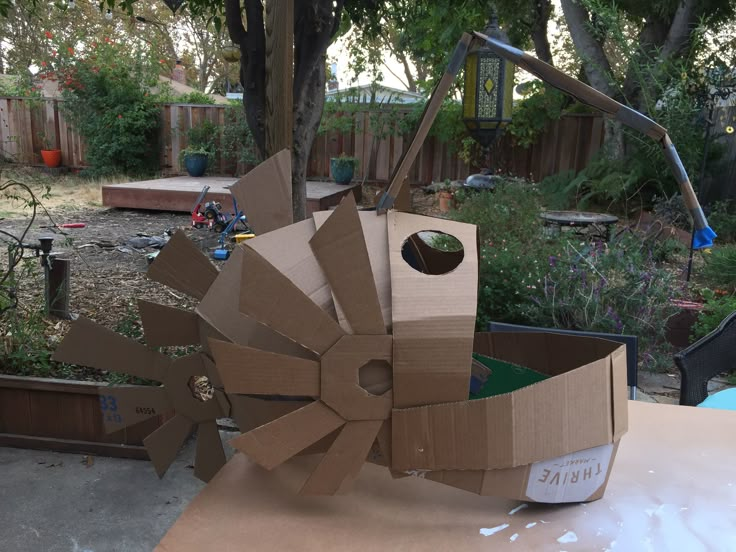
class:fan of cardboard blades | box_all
[52,231,231,483]
[209,192,479,495]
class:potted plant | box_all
[180,120,217,177]
[438,179,454,213]
[330,154,359,185]
[38,130,62,168]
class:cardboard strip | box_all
[391,358,614,471]
[229,149,293,235]
[229,401,345,470]
[97,385,173,434]
[313,210,392,333]
[138,300,201,347]
[193,421,227,483]
[208,339,320,396]
[52,317,170,382]
[300,420,383,495]
[143,413,196,478]
[196,247,316,361]
[309,195,385,335]
[388,212,478,408]
[239,245,345,356]
[247,219,337,319]
[148,231,219,300]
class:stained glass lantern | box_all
[462,15,515,148]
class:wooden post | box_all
[265,0,294,155]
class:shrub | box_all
[175,91,216,105]
[692,289,736,340]
[221,104,260,168]
[523,233,686,370]
[179,119,218,166]
[448,181,555,327]
[701,244,736,293]
[707,200,736,243]
[39,34,162,177]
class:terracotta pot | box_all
[438,190,453,213]
[40,149,62,168]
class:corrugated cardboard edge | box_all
[196,246,316,361]
[228,395,338,456]
[391,332,627,471]
[388,211,478,408]
[309,194,385,335]
[247,219,337,319]
[313,209,392,333]
[138,300,201,347]
[424,441,621,503]
[229,148,293,235]
[147,231,219,300]
[239,243,345,356]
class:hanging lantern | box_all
[221,45,241,63]
[162,0,185,15]
[462,14,515,148]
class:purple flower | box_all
[548,255,557,267]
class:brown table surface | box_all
[156,401,736,551]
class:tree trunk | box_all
[559,0,616,98]
[530,0,553,65]
[292,59,326,221]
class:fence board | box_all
[0,97,609,185]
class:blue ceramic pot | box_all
[185,153,208,177]
[330,158,355,185]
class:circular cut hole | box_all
[187,375,214,402]
[401,230,464,275]
[358,359,392,396]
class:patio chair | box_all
[488,322,639,400]
[674,311,736,409]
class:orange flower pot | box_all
[438,190,453,213]
[41,149,62,168]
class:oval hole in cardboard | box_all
[401,230,464,275]
[359,359,392,396]
[187,375,215,402]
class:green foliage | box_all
[331,154,359,170]
[221,104,260,167]
[448,181,554,327]
[41,35,162,177]
[539,155,660,213]
[175,91,217,105]
[707,200,736,243]
[179,119,218,163]
[448,181,685,370]
[524,233,686,370]
[0,259,53,376]
[701,245,736,293]
[692,289,736,340]
[507,82,567,148]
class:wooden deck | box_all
[101,176,361,216]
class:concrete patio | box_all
[0,430,238,552]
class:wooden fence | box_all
[0,97,606,184]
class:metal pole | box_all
[686,104,715,282]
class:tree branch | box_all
[560,0,616,97]
[224,0,246,45]
[662,0,698,59]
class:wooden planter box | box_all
[0,375,168,459]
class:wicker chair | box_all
[674,311,736,407]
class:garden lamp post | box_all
[462,12,514,185]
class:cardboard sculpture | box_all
[51,31,710,503]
